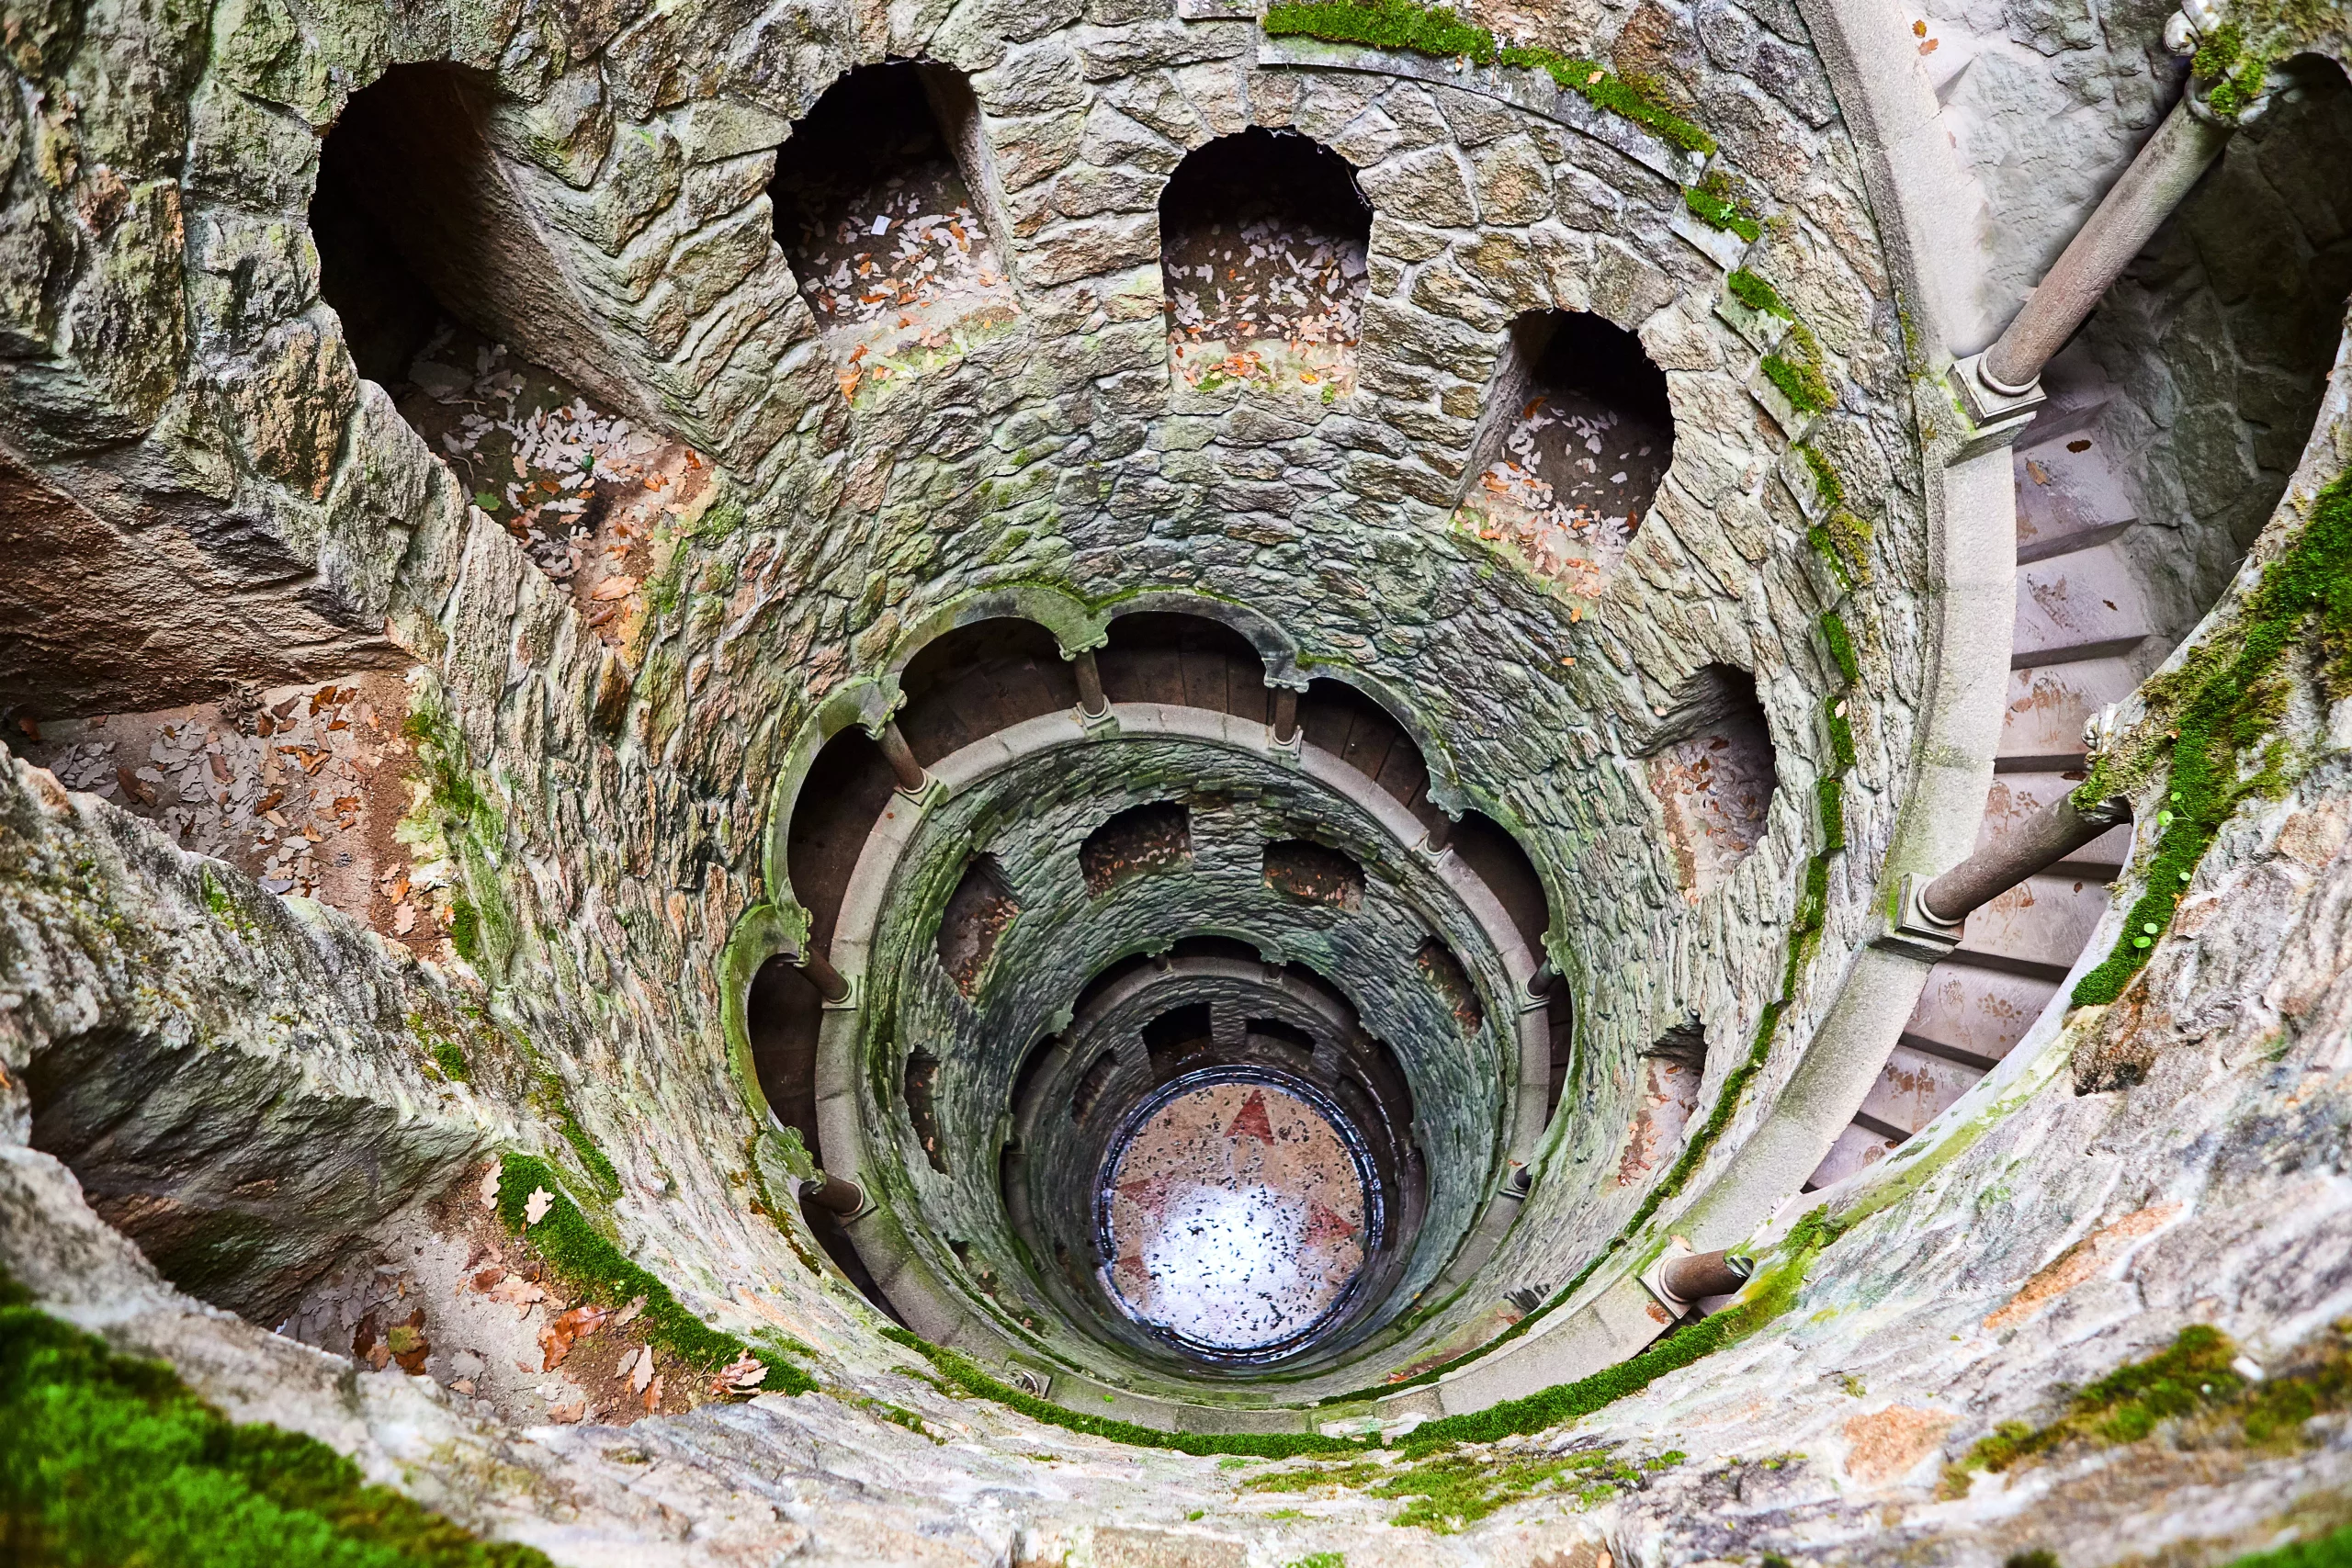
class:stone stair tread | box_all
[2013,538,2156,664]
[1806,1121,1903,1190]
[1906,963,2063,1068]
[1955,870,2113,976]
[1857,1043,1987,1137]
[2014,430,2134,558]
[1975,772,2132,871]
[1997,659,2143,770]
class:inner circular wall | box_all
[833,721,1531,1394]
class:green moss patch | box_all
[2227,1526,2352,1568]
[1945,1321,2352,1498]
[2192,21,2273,118]
[1761,321,1835,415]
[493,1153,813,1397]
[1684,172,1759,241]
[2072,468,2352,1005]
[524,1080,622,1198]
[1726,267,1791,319]
[0,1271,550,1567]
[1261,0,1717,153]
[1247,1443,1683,1533]
[881,1328,1364,1458]
[1387,1212,1847,1452]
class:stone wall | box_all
[5,0,1927,1442]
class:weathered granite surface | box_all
[2,0,2349,1556]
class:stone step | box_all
[2013,536,2154,667]
[1806,1120,1903,1190]
[1997,659,2143,772]
[1954,870,2114,979]
[1905,962,2063,1070]
[1856,1042,1988,1138]
[2014,428,2135,563]
[1975,772,2133,873]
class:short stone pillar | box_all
[876,721,928,795]
[1951,3,2278,438]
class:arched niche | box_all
[1094,612,1272,722]
[1159,126,1373,398]
[1636,662,1781,897]
[1459,309,1678,600]
[310,62,651,426]
[768,60,1019,364]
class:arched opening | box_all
[895,617,1077,764]
[1002,950,1428,1372]
[768,61,1017,378]
[1094,612,1272,721]
[784,726,899,959]
[311,64,693,609]
[1463,310,1677,599]
[1447,810,1552,958]
[1640,664,1779,897]
[1080,802,1193,894]
[1616,1020,1706,1188]
[1159,128,1372,398]
[1295,678,1444,834]
[937,853,1019,997]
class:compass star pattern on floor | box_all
[1102,1079,1366,1353]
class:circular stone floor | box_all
[1099,1074,1371,1358]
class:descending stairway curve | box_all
[1808,409,2151,1186]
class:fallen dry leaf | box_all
[624,1344,655,1393]
[643,1373,663,1412]
[525,1186,554,1225]
[710,1349,767,1396]
[590,575,637,602]
[479,1163,502,1209]
[614,1295,648,1328]
[392,902,417,936]
[548,1395,587,1423]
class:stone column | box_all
[1982,96,2231,393]
[1951,6,2275,435]
[1071,649,1109,716]
[1270,686,1300,745]
[1924,794,2132,925]
[800,948,852,1003]
[876,722,928,795]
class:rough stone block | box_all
[1362,146,1479,229]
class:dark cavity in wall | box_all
[1619,1019,1708,1188]
[1416,938,1484,1033]
[1081,802,1193,895]
[1464,310,1677,586]
[311,63,639,416]
[895,617,1077,765]
[24,1022,486,1325]
[1263,839,1365,909]
[1142,1003,1215,1075]
[749,958,896,1310]
[1446,810,1552,958]
[1297,679,1447,836]
[1094,612,1271,721]
[1639,664,1779,896]
[786,726,899,954]
[905,1049,948,1174]
[938,853,1019,997]
[767,61,1016,355]
[1159,128,1372,392]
